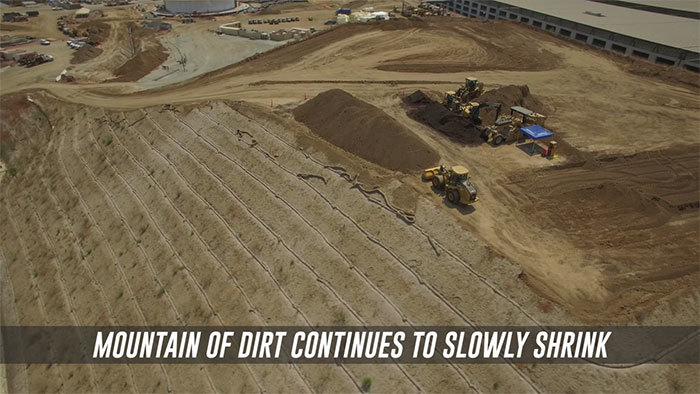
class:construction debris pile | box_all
[294,89,439,172]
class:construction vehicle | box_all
[479,106,548,145]
[462,101,501,125]
[443,77,484,112]
[422,165,479,205]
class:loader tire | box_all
[494,135,505,145]
[447,189,460,204]
[432,175,444,189]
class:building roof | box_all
[493,0,700,51]
[615,0,700,13]
[75,7,91,14]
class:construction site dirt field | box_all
[1,1,699,392]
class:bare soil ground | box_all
[506,146,699,318]
[1,2,699,392]
[1,93,697,393]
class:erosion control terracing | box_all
[293,89,439,172]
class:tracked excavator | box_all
[422,165,479,205]
[443,77,484,112]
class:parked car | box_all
[40,39,50,45]
[324,19,336,25]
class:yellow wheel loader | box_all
[422,165,479,205]
[443,77,484,112]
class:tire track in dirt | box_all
[195,108,482,393]
[50,108,174,392]
[221,106,542,392]
[127,110,357,392]
[95,110,298,393]
[141,110,369,393]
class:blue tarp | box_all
[520,125,553,140]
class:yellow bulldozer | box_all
[422,165,479,205]
[443,77,484,112]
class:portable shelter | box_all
[519,124,553,155]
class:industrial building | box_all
[163,0,239,14]
[446,0,700,71]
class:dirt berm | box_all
[403,90,483,146]
[293,89,439,172]
[475,85,546,124]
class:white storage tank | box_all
[164,0,238,14]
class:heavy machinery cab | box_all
[443,77,484,112]
[464,102,502,125]
[465,78,483,92]
[449,166,470,184]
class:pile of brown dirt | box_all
[403,90,484,146]
[70,44,103,64]
[293,89,439,172]
[77,21,111,44]
[623,60,700,90]
[0,94,52,170]
[112,42,168,82]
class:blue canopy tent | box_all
[519,124,553,155]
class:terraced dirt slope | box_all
[3,95,693,393]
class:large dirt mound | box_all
[293,89,438,172]
[403,90,483,146]
[77,21,111,44]
[71,45,103,64]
